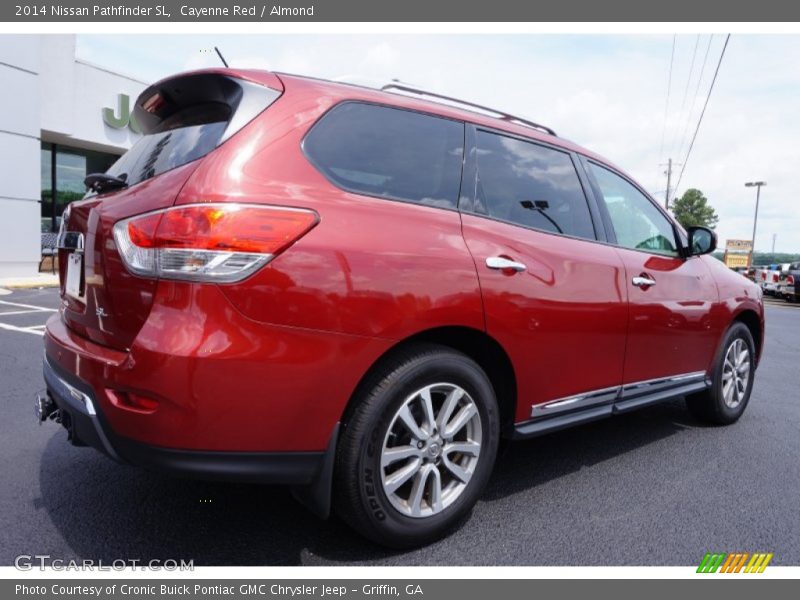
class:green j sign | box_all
[102,93,141,134]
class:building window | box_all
[40,144,52,232]
[40,142,119,232]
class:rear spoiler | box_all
[132,70,283,141]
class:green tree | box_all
[671,188,719,230]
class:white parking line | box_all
[0,299,55,337]
[0,300,57,312]
[0,309,48,316]
[0,322,45,336]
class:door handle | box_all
[486,256,526,273]
[632,275,656,288]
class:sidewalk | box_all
[0,273,59,292]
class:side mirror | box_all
[687,226,717,256]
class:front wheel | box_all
[686,322,756,425]
[333,344,499,548]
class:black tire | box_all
[333,343,499,548]
[686,322,756,425]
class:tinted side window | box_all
[474,130,596,240]
[304,102,464,209]
[588,163,679,257]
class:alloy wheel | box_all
[721,338,751,409]
[380,383,482,518]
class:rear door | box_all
[459,126,628,424]
[583,161,720,394]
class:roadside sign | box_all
[726,239,753,253]
[724,239,753,268]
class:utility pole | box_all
[745,181,767,267]
[662,159,681,210]
[772,233,777,254]
[664,158,673,210]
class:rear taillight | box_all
[113,203,318,283]
[788,275,795,286]
[773,273,780,283]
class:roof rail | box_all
[380,82,557,137]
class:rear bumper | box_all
[43,283,390,453]
[41,283,394,515]
[43,353,329,486]
[43,353,121,461]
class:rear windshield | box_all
[96,74,280,192]
[104,103,230,187]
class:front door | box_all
[584,161,721,394]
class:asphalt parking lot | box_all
[0,286,798,566]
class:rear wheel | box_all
[686,322,755,425]
[334,344,499,548]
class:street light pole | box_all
[745,181,766,266]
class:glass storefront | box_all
[40,143,119,232]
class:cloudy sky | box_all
[78,34,799,252]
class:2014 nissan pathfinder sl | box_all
[39,68,765,548]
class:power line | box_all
[668,34,700,161]
[656,35,676,166]
[675,35,713,164]
[673,34,731,195]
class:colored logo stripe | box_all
[720,553,749,573]
[697,552,773,573]
[745,553,773,573]
[697,553,726,573]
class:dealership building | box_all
[0,35,147,278]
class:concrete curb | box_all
[0,277,59,290]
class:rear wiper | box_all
[85,173,128,193]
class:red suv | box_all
[40,68,764,548]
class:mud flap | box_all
[291,423,340,519]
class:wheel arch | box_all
[732,308,763,365]
[340,326,518,436]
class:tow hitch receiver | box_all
[34,391,58,425]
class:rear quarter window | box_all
[303,102,464,209]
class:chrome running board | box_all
[513,371,710,439]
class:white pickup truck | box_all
[756,264,790,296]
[776,262,800,301]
